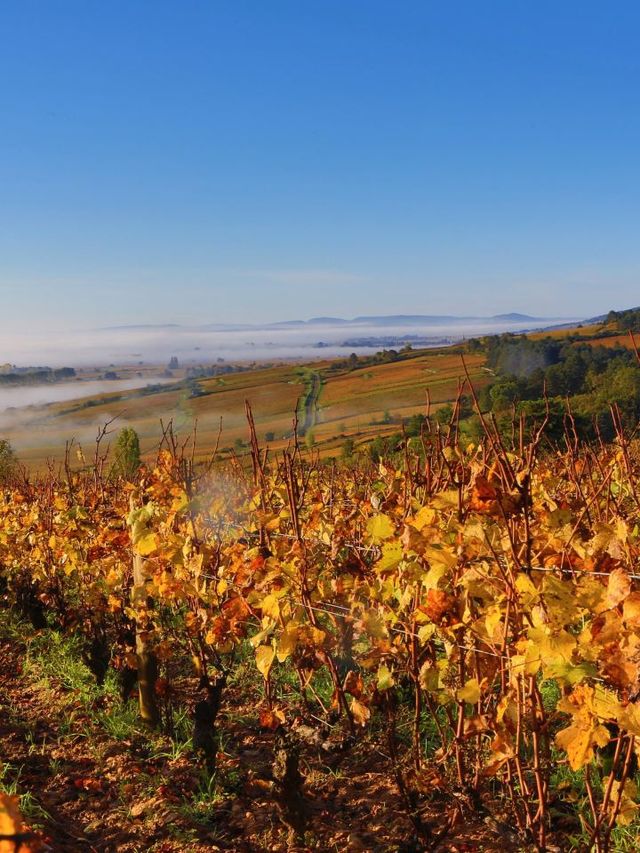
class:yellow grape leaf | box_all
[496,694,517,725]
[401,524,425,554]
[135,532,159,556]
[255,644,276,678]
[170,491,189,514]
[457,678,481,704]
[576,576,606,612]
[423,561,447,590]
[127,503,156,539]
[366,514,395,544]
[622,592,640,628]
[276,626,298,662]
[606,568,631,609]
[516,572,539,600]
[561,684,620,723]
[350,697,371,726]
[544,660,596,687]
[525,627,576,677]
[308,626,326,647]
[376,663,394,690]
[590,522,615,555]
[430,489,459,510]
[419,662,439,692]
[464,715,491,736]
[484,605,503,640]
[250,625,273,648]
[363,610,386,639]
[617,702,640,736]
[417,623,435,642]
[425,545,457,570]
[260,593,280,621]
[542,575,577,626]
[412,506,436,530]
[556,721,610,771]
[483,730,516,776]
[605,777,639,826]
[375,540,403,573]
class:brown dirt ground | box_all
[0,635,523,853]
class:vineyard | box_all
[2,397,640,852]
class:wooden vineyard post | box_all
[132,550,160,727]
[129,496,160,728]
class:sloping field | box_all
[315,349,487,435]
[2,364,306,468]
[527,322,603,340]
[527,320,639,352]
[3,350,489,469]
[574,332,639,350]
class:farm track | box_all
[300,372,322,435]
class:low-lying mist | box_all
[0,378,175,454]
[0,378,168,418]
[0,316,574,369]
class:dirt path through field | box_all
[300,371,322,434]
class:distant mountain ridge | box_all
[98,313,578,333]
[267,313,557,328]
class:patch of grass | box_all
[93,701,142,741]
[20,625,147,747]
[540,678,561,712]
[23,630,100,700]
[0,763,51,829]
[608,821,640,851]
[0,762,21,797]
[177,768,229,828]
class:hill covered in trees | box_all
[468,307,640,442]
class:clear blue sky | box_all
[1,1,639,330]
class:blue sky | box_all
[1,1,639,330]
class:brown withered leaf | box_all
[343,670,364,698]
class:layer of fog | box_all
[0,317,577,369]
[0,377,174,445]
[0,377,169,414]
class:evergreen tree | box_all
[0,439,17,482]
[113,427,141,480]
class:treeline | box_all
[476,332,640,441]
[0,366,76,386]
[327,345,416,374]
[606,306,640,331]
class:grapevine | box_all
[2,407,640,850]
